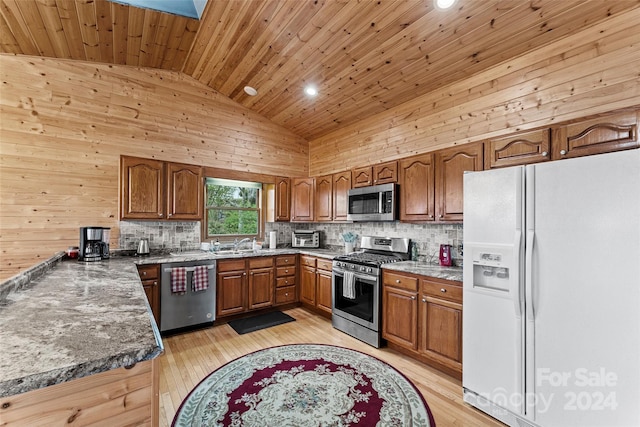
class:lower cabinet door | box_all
[382,286,418,349]
[316,270,333,314]
[276,286,296,304]
[248,268,274,310]
[419,295,462,368]
[216,270,246,317]
[300,265,316,305]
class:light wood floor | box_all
[158,307,505,426]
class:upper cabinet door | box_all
[315,175,333,222]
[552,111,639,160]
[399,153,435,222]
[435,143,483,222]
[332,171,352,222]
[352,166,373,188]
[275,176,291,221]
[291,177,315,222]
[484,129,551,169]
[372,161,398,185]
[120,156,165,220]
[166,163,203,220]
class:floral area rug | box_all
[172,344,435,426]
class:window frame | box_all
[202,178,263,242]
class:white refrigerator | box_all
[462,149,640,427]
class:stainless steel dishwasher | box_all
[160,259,216,332]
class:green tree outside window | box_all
[205,178,261,239]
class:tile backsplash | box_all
[119,221,201,251]
[119,220,463,265]
[265,221,463,265]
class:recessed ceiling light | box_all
[304,86,318,97]
[244,86,258,96]
[434,0,456,10]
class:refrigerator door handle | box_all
[525,230,535,321]
[513,230,523,317]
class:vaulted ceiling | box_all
[2,0,639,141]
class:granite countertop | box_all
[0,254,163,398]
[131,247,341,265]
[382,261,463,282]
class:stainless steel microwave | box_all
[347,183,396,221]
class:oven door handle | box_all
[333,269,377,284]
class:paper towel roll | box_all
[269,231,277,249]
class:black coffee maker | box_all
[79,227,110,262]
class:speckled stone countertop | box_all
[0,254,163,398]
[131,247,341,265]
[382,261,463,282]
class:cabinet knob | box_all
[285,259,289,263]
[285,269,289,273]
[439,214,443,218]
[422,298,427,303]
[153,281,157,286]
[440,288,446,293]
[429,215,434,219]
[396,279,401,283]
[243,272,247,276]
[541,151,548,157]
[285,280,289,285]
[285,293,289,296]
[250,272,254,276]
[410,296,416,300]
[142,271,147,276]
[158,213,163,217]
[560,149,567,156]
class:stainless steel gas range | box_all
[331,236,410,347]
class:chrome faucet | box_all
[234,238,251,251]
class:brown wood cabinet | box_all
[314,174,333,222]
[291,177,315,222]
[552,111,639,160]
[382,270,463,379]
[275,176,291,221]
[299,255,317,306]
[121,157,165,220]
[435,143,483,222]
[166,162,203,220]
[248,258,274,310]
[299,255,333,316]
[399,153,435,222]
[216,257,275,317]
[216,259,247,317]
[120,156,203,221]
[484,129,551,169]
[315,258,333,315]
[332,171,352,221]
[136,264,160,325]
[314,171,352,222]
[275,255,297,305]
[352,160,398,188]
[419,278,463,376]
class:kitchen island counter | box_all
[382,261,463,282]
[0,253,163,398]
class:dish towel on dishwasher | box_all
[171,267,187,294]
[192,265,209,292]
[343,271,356,299]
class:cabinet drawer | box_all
[276,276,296,288]
[249,257,273,269]
[383,271,418,292]
[421,280,462,303]
[217,259,246,272]
[316,259,333,271]
[137,264,159,280]
[276,266,296,277]
[276,286,296,304]
[276,255,296,266]
[300,255,316,267]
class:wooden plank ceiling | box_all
[2,0,639,141]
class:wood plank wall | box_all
[0,56,308,280]
[308,7,640,175]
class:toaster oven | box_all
[292,230,320,248]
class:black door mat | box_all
[228,311,296,335]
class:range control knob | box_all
[367,267,373,273]
[350,264,355,269]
